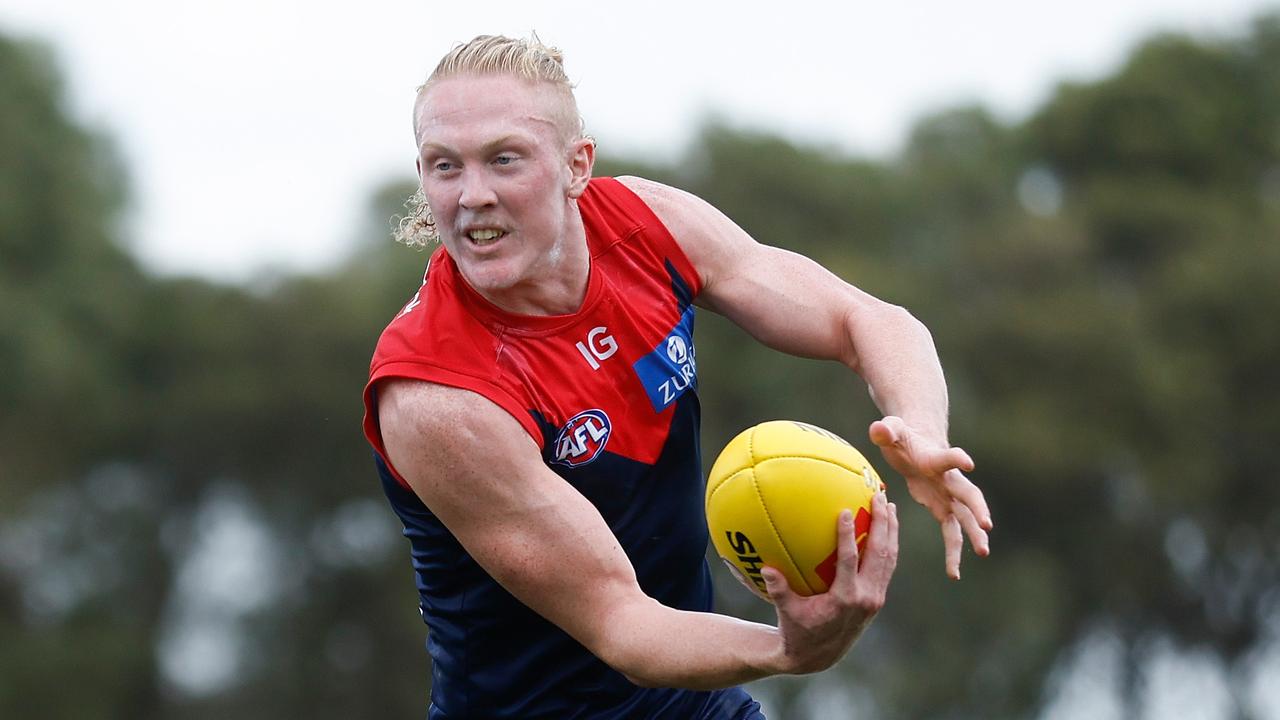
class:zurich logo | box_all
[551,409,612,467]
[666,335,688,365]
[633,307,697,413]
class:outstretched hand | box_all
[869,416,992,580]
[762,493,899,675]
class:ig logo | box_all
[575,327,618,371]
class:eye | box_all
[493,154,516,166]
[433,160,455,172]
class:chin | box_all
[458,261,523,295]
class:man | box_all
[362,34,992,719]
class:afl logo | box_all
[666,335,688,365]
[551,409,612,468]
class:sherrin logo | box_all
[551,409,612,467]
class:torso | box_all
[362,177,746,719]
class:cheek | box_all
[507,179,557,221]
[422,184,455,218]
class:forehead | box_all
[416,75,567,150]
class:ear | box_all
[416,157,423,182]
[566,138,595,199]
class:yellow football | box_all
[706,420,885,602]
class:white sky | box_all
[3,1,1276,283]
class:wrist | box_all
[759,627,793,676]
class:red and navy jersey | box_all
[362,178,760,719]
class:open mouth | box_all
[466,228,507,247]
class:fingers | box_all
[826,505,866,603]
[887,501,899,571]
[762,566,797,610]
[870,415,992,579]
[949,447,976,473]
[844,494,898,599]
[833,508,860,589]
[848,495,897,613]
[943,500,994,579]
[953,499,989,557]
[944,468,993,531]
[930,446,975,475]
[869,498,900,587]
[866,494,891,562]
[942,513,963,580]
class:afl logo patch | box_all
[551,409,612,467]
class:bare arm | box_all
[619,175,992,579]
[377,379,897,689]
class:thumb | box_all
[869,417,904,448]
[762,566,794,608]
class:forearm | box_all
[846,302,950,441]
[595,597,787,690]
[594,501,896,689]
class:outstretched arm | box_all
[376,378,898,688]
[620,176,992,579]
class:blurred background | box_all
[2,2,1279,718]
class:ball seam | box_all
[752,454,869,479]
[749,471,815,596]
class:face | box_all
[415,74,594,311]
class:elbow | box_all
[586,598,670,688]
[594,634,666,689]
[578,594,660,681]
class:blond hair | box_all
[395,34,586,248]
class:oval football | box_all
[706,420,884,602]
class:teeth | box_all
[467,229,503,242]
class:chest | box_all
[494,284,698,468]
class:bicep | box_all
[700,243,873,363]
[620,175,885,365]
[376,379,648,652]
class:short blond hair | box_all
[412,33,584,144]
[430,33,573,88]
[396,34,586,249]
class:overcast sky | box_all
[4,1,1276,283]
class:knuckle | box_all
[854,591,884,614]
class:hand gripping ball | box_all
[706,420,885,602]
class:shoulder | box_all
[378,379,537,466]
[614,175,762,306]
[378,378,481,437]
[614,176,718,234]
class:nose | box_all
[458,168,497,210]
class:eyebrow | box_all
[419,134,535,156]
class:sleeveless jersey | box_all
[361,178,760,719]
